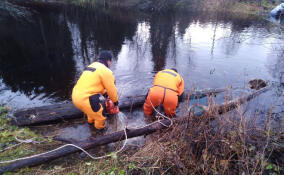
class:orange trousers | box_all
[143,86,178,117]
[72,93,106,129]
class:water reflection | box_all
[0,2,283,109]
[0,6,75,103]
[150,14,175,71]
[66,6,138,62]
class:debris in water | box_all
[249,79,267,90]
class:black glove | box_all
[113,101,119,106]
[103,92,108,98]
[178,93,184,102]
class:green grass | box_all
[0,106,45,174]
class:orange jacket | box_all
[73,62,118,103]
[153,69,184,96]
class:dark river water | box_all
[0,2,284,141]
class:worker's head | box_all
[98,50,112,68]
[170,68,178,73]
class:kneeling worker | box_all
[72,51,119,130]
[143,68,184,117]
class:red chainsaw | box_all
[105,98,119,114]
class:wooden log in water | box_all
[0,87,269,174]
[216,86,270,114]
[11,95,146,126]
[11,88,230,126]
[189,86,271,118]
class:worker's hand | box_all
[113,101,119,107]
[103,92,108,98]
[178,93,184,102]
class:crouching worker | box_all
[72,51,119,130]
[143,68,184,117]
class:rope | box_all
[0,133,39,153]
[125,97,175,130]
[15,135,40,144]
[0,127,128,164]
[148,97,173,128]
[0,143,23,153]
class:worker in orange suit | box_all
[143,68,184,117]
[72,51,119,130]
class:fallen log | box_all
[216,85,270,114]
[11,88,229,126]
[189,86,271,117]
[11,95,146,126]
[0,86,270,173]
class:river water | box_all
[0,2,283,142]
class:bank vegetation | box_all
[1,101,283,174]
[68,0,277,15]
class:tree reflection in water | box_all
[0,2,283,106]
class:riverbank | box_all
[65,0,276,15]
[1,104,283,174]
[3,0,277,16]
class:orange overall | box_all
[143,69,184,117]
[72,62,118,129]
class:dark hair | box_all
[170,68,178,73]
[99,50,112,61]
[98,50,112,67]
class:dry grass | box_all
[198,0,275,14]
[126,101,284,174]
